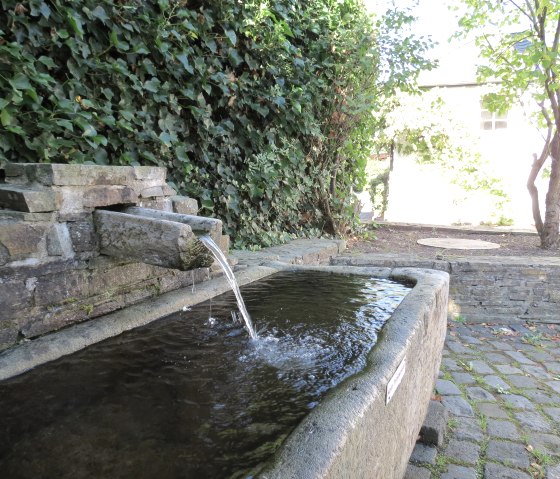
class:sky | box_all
[365,0,480,85]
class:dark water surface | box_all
[0,271,410,479]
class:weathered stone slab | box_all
[0,220,48,259]
[171,196,198,215]
[420,400,448,446]
[46,223,74,257]
[0,211,58,222]
[82,185,137,208]
[0,184,57,212]
[93,210,213,270]
[4,163,166,186]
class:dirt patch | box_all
[347,223,560,258]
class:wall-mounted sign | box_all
[386,358,406,405]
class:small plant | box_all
[458,360,474,372]
[495,386,510,395]
[452,314,467,323]
[80,304,94,315]
[478,413,487,431]
[523,332,546,346]
[448,417,459,429]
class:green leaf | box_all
[38,56,57,69]
[0,109,12,127]
[224,29,237,46]
[67,12,84,39]
[144,78,161,93]
[177,53,194,73]
[55,119,74,131]
[9,74,32,90]
[91,6,109,23]
[81,125,97,137]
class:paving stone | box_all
[527,351,555,362]
[409,443,438,465]
[452,417,484,442]
[484,375,511,391]
[404,464,431,479]
[436,379,463,396]
[496,364,524,375]
[484,462,532,479]
[444,439,480,465]
[478,402,509,419]
[523,389,558,405]
[486,440,531,468]
[451,372,476,385]
[547,381,560,394]
[489,340,514,351]
[442,357,462,371]
[442,396,475,418]
[504,350,536,365]
[514,411,552,433]
[507,375,539,389]
[470,360,494,374]
[504,394,536,411]
[461,335,483,345]
[485,353,511,364]
[519,364,551,379]
[446,341,473,354]
[527,432,560,457]
[543,407,560,423]
[545,362,560,374]
[466,386,496,402]
[420,400,449,447]
[441,464,477,479]
[546,464,560,479]
[487,419,520,440]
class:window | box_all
[480,101,507,130]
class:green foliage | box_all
[368,167,390,218]
[0,0,433,247]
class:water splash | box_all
[198,235,258,340]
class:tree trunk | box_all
[541,134,560,249]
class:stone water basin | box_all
[0,264,448,479]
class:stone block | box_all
[0,320,18,351]
[46,223,74,257]
[0,185,57,212]
[444,439,480,466]
[0,211,58,222]
[82,185,137,208]
[133,166,166,182]
[0,279,33,316]
[486,440,531,468]
[441,396,474,417]
[420,400,448,446]
[34,270,90,307]
[5,163,139,186]
[139,186,165,198]
[484,463,531,479]
[171,196,199,215]
[67,217,98,253]
[409,443,437,465]
[0,220,48,259]
[137,197,173,211]
[436,379,462,396]
[403,464,431,479]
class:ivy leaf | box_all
[1,109,12,127]
[67,12,84,39]
[144,78,161,93]
[38,56,57,69]
[228,48,243,67]
[55,119,74,131]
[91,6,109,23]
[177,53,194,74]
[9,74,32,91]
[81,125,97,137]
[224,29,237,46]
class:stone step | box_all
[419,399,449,447]
[0,184,57,213]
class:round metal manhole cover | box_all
[417,238,501,250]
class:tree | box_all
[455,0,560,248]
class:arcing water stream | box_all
[198,235,258,340]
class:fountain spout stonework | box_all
[0,163,228,351]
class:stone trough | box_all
[0,164,449,478]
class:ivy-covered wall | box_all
[0,0,429,247]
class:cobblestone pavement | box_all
[405,321,560,479]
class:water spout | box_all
[198,235,258,340]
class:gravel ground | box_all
[347,223,560,258]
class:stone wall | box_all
[332,254,560,324]
[0,163,225,351]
